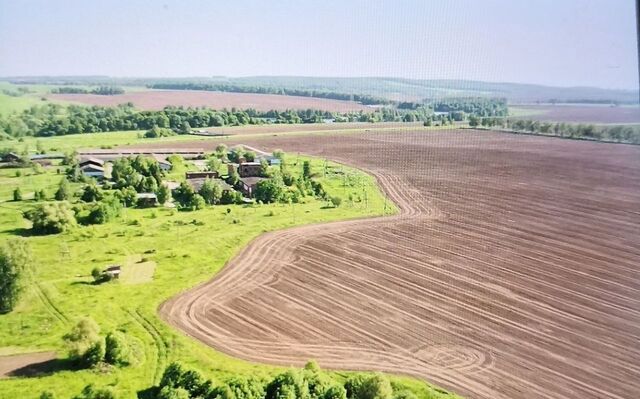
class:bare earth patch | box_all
[511,104,640,123]
[0,352,57,378]
[156,129,640,399]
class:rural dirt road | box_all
[158,129,640,399]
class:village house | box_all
[238,162,262,177]
[153,156,172,171]
[0,152,23,166]
[239,176,266,197]
[79,158,105,179]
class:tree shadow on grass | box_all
[0,227,33,237]
[7,358,78,378]
[137,386,159,399]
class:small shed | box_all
[136,192,158,207]
[103,265,121,279]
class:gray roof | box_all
[240,177,267,186]
[136,193,157,199]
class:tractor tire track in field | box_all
[158,130,640,399]
[127,309,168,385]
[34,283,68,324]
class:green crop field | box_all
[0,131,455,399]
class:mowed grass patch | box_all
[121,255,156,285]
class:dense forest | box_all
[148,82,391,105]
[50,86,125,95]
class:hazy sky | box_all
[0,0,637,89]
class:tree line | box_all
[38,360,423,399]
[148,82,391,105]
[0,103,468,139]
[50,86,125,95]
[468,117,640,144]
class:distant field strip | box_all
[160,130,640,399]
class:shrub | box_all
[34,189,47,201]
[105,331,131,366]
[73,384,116,399]
[91,267,103,283]
[85,197,122,225]
[330,197,342,207]
[157,386,190,399]
[221,189,243,205]
[190,194,205,210]
[254,177,285,204]
[344,374,392,399]
[199,179,222,205]
[55,177,71,200]
[116,186,138,207]
[39,392,56,399]
[82,339,105,367]
[13,187,22,201]
[265,370,310,399]
[157,184,171,205]
[80,182,103,202]
[25,202,77,234]
[160,362,184,388]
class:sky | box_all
[0,0,638,90]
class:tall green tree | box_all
[0,239,33,313]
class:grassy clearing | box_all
[120,255,156,285]
[0,154,464,399]
[508,106,546,118]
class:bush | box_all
[34,189,47,201]
[39,392,56,399]
[80,182,103,202]
[85,197,122,225]
[254,177,285,204]
[144,126,175,138]
[265,370,310,399]
[199,179,222,205]
[25,202,77,234]
[220,190,243,205]
[157,386,190,399]
[13,187,22,201]
[190,194,206,210]
[345,374,392,399]
[330,197,342,207]
[116,186,138,207]
[55,177,72,201]
[157,184,171,205]
[104,331,131,366]
[73,384,116,399]
[82,339,105,367]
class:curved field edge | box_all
[0,154,455,399]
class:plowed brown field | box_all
[48,90,371,112]
[159,129,640,399]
